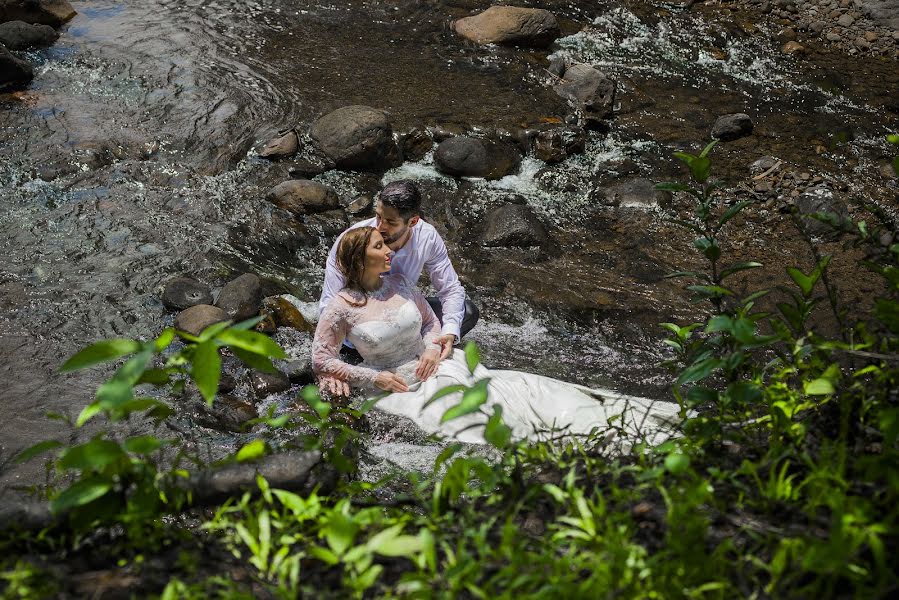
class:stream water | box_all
[1,0,897,491]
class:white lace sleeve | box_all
[394,275,442,352]
[311,298,380,385]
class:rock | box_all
[433,136,521,179]
[795,186,847,236]
[288,155,334,178]
[0,42,32,87]
[254,312,277,334]
[309,105,399,171]
[0,0,76,27]
[482,204,548,247]
[837,14,855,27]
[864,31,878,42]
[782,40,806,54]
[552,63,616,124]
[249,370,290,398]
[595,178,672,209]
[187,451,325,503]
[810,20,827,33]
[280,295,319,326]
[262,295,314,332]
[198,395,258,432]
[533,126,587,163]
[306,209,349,236]
[216,273,263,321]
[749,155,779,175]
[547,56,567,78]
[218,372,237,393]
[161,276,213,311]
[0,20,57,50]
[453,6,560,48]
[282,359,315,385]
[826,32,842,41]
[345,194,374,217]
[711,113,754,141]
[777,27,797,42]
[266,179,340,215]
[175,304,229,337]
[257,129,298,159]
[399,128,433,162]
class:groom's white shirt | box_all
[319,217,466,339]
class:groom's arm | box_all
[424,233,466,341]
[319,237,347,316]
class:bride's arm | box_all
[311,301,380,386]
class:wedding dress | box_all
[312,274,681,445]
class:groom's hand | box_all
[374,371,409,393]
[318,375,350,398]
[435,334,457,360]
[415,349,441,381]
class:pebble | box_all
[837,14,855,27]
[826,32,842,41]
[864,31,878,42]
[782,40,806,53]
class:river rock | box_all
[250,369,291,398]
[482,204,548,247]
[552,63,616,124]
[282,358,315,385]
[453,6,560,48]
[257,129,299,159]
[161,276,213,311]
[433,136,520,179]
[711,113,754,141]
[533,126,587,163]
[0,20,56,49]
[263,295,314,332]
[266,179,339,215]
[310,105,399,171]
[0,42,32,87]
[345,194,374,217]
[0,0,76,27]
[399,128,433,162]
[216,273,262,321]
[175,304,229,337]
[306,209,349,236]
[198,395,258,432]
[795,186,848,236]
[782,40,806,54]
[596,178,672,209]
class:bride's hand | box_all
[374,371,409,393]
[415,349,441,381]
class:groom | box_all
[318,179,479,393]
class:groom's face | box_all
[375,202,418,251]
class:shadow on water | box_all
[1,0,897,485]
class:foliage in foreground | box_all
[2,140,899,599]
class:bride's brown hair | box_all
[336,226,376,305]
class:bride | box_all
[312,226,681,445]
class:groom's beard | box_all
[382,225,410,247]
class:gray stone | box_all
[196,394,258,432]
[310,105,399,171]
[399,127,433,162]
[482,204,548,247]
[434,136,521,179]
[0,42,32,87]
[533,126,587,163]
[216,273,263,321]
[453,6,560,48]
[250,369,290,398]
[749,155,780,175]
[553,63,616,124]
[266,179,340,215]
[596,179,672,209]
[0,0,76,27]
[306,209,349,237]
[257,129,298,159]
[795,186,848,236]
[175,304,229,337]
[161,276,213,311]
[0,21,57,50]
[810,20,828,32]
[711,113,754,141]
[837,14,855,26]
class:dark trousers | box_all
[340,297,480,364]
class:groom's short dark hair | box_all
[379,180,421,221]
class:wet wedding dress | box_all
[312,274,681,445]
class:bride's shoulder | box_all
[384,273,415,292]
[334,288,364,307]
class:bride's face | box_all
[364,230,393,276]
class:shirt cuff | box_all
[442,323,461,340]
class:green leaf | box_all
[433,443,463,474]
[686,285,733,298]
[718,201,753,228]
[875,299,899,334]
[325,512,359,556]
[664,270,711,282]
[676,357,721,386]
[216,329,287,359]
[236,439,268,462]
[720,261,763,280]
[50,477,112,514]
[112,348,154,386]
[705,315,733,333]
[484,405,512,449]
[699,139,718,158]
[691,156,711,183]
[60,339,142,372]
[124,435,165,455]
[15,440,63,464]
[154,328,176,352]
[230,347,277,373]
[422,384,466,411]
[665,452,690,475]
[95,379,134,412]
[464,342,480,373]
[229,316,265,331]
[654,182,692,192]
[197,320,233,343]
[727,381,763,405]
[75,402,103,428]
[137,368,171,385]
[441,379,489,423]
[686,386,718,407]
[58,439,126,471]
[302,385,330,419]
[804,378,834,396]
[192,341,221,405]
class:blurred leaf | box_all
[705,315,733,333]
[196,320,232,343]
[368,524,425,558]
[422,384,466,411]
[236,439,268,462]
[229,316,265,331]
[154,328,176,352]
[727,381,763,405]
[50,477,112,514]
[720,261,763,280]
[137,368,171,385]
[124,435,165,455]
[484,405,512,449]
[60,339,142,372]
[464,342,480,373]
[654,182,692,192]
[325,512,358,556]
[804,378,834,396]
[59,439,126,471]
[15,440,63,464]
[676,357,721,386]
[875,298,899,334]
[75,402,103,428]
[112,348,154,386]
[686,386,718,407]
[664,270,711,282]
[230,346,277,373]
[686,285,733,298]
[216,329,287,359]
[192,341,221,405]
[95,380,134,412]
[302,385,330,419]
[441,379,489,423]
[665,452,690,475]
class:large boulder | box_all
[0,20,57,50]
[0,42,32,87]
[0,0,77,27]
[453,6,560,48]
[161,276,213,311]
[711,113,753,141]
[216,273,263,321]
[174,304,229,337]
[262,296,315,332]
[482,204,548,247]
[553,64,616,124]
[794,186,847,237]
[266,179,340,215]
[434,136,520,179]
[533,126,586,163]
[309,105,399,171]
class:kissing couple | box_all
[312,180,680,444]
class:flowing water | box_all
[1,0,897,489]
